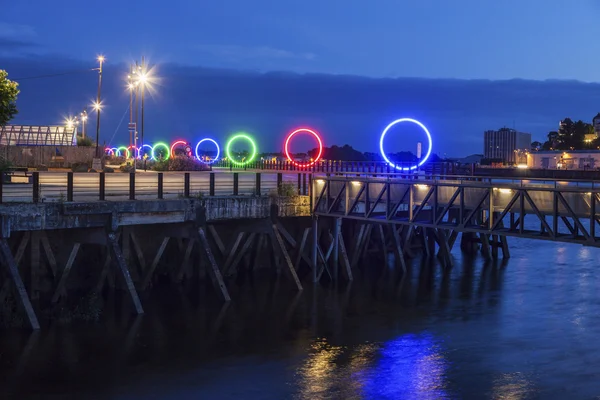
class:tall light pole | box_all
[140,56,146,152]
[130,56,153,167]
[80,109,87,138]
[95,55,104,158]
[128,65,138,172]
[134,62,140,148]
[128,68,134,148]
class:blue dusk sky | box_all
[2,0,600,156]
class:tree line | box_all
[533,118,596,151]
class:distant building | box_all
[527,150,600,170]
[483,127,531,164]
[594,113,600,137]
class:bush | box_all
[105,155,126,165]
[148,156,210,172]
[133,159,156,170]
[77,136,94,147]
[278,182,297,197]
[168,156,211,171]
[71,162,89,172]
[0,157,12,173]
[152,160,169,171]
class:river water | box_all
[1,237,600,399]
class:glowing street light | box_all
[95,55,104,158]
[127,67,137,172]
[65,117,75,129]
[80,110,87,138]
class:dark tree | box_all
[0,70,19,126]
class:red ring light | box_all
[284,128,323,168]
[170,140,188,157]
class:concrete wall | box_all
[2,196,311,234]
[0,146,95,168]
[203,196,311,221]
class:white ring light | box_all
[379,118,433,171]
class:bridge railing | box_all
[312,174,600,227]
[0,171,313,203]
[213,160,469,175]
[318,172,600,189]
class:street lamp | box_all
[128,71,134,149]
[95,55,104,158]
[80,110,87,138]
[139,57,146,153]
[65,117,75,130]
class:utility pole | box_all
[81,109,87,138]
[95,56,104,158]
[128,65,134,148]
[141,56,145,152]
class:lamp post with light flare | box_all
[80,109,87,138]
[95,55,104,157]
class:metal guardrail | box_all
[316,172,600,189]
[0,172,312,203]
[213,160,469,175]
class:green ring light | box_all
[116,146,130,158]
[151,142,170,160]
[225,133,257,166]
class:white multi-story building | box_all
[484,128,531,164]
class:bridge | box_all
[0,169,597,330]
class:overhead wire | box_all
[106,105,130,147]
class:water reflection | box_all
[355,334,450,400]
[296,339,344,399]
[295,334,451,400]
[15,239,600,399]
[490,372,539,399]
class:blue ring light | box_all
[379,118,433,171]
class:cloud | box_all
[0,23,38,54]
[0,22,36,39]
[0,38,37,49]
[194,44,316,62]
[3,54,600,157]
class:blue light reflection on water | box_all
[5,234,600,398]
[354,334,450,400]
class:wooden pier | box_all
[2,170,600,329]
